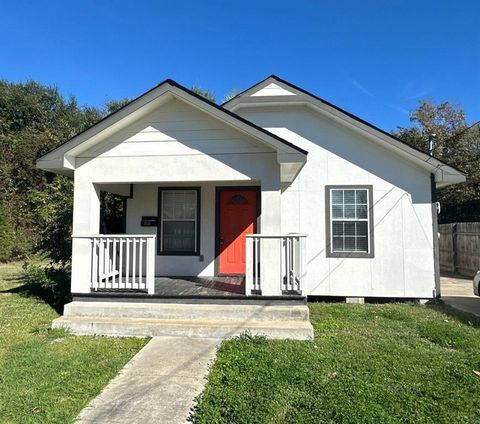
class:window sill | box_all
[326,251,374,259]
[157,252,201,257]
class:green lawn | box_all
[0,262,147,423]
[192,302,480,423]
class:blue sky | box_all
[1,0,478,131]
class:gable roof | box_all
[223,75,466,187]
[37,75,465,188]
[36,78,307,175]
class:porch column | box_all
[260,182,283,296]
[71,177,101,294]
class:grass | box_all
[0,262,148,423]
[191,302,480,423]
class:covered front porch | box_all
[73,231,307,298]
[71,165,308,296]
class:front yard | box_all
[0,262,147,423]
[2,261,480,423]
[192,302,480,423]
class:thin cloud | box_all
[386,103,409,115]
[348,78,374,97]
[402,82,428,100]
[405,89,428,100]
[346,76,410,116]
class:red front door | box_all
[218,189,258,275]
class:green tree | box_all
[31,176,74,264]
[0,79,136,262]
[0,204,14,261]
[438,122,480,221]
[104,98,131,114]
[394,100,467,154]
[190,86,216,103]
[394,100,480,222]
[223,89,239,103]
[0,80,104,261]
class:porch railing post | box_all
[91,238,98,291]
[246,236,254,295]
[146,236,156,294]
[300,235,307,291]
[245,234,307,296]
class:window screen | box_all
[329,188,371,254]
[160,189,199,253]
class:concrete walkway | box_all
[76,337,220,424]
[441,274,480,317]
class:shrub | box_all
[23,263,71,311]
[31,176,73,264]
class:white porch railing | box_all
[246,234,307,296]
[73,234,156,294]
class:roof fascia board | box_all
[277,152,306,163]
[435,170,466,187]
[36,158,74,176]
[37,158,64,170]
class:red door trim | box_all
[215,186,261,276]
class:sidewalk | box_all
[76,337,220,424]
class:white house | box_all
[36,76,465,339]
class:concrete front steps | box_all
[53,301,314,340]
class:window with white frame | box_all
[326,186,373,257]
[158,188,200,255]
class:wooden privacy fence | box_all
[439,223,480,277]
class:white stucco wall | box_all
[71,95,437,298]
[237,105,436,298]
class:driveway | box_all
[440,273,480,317]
